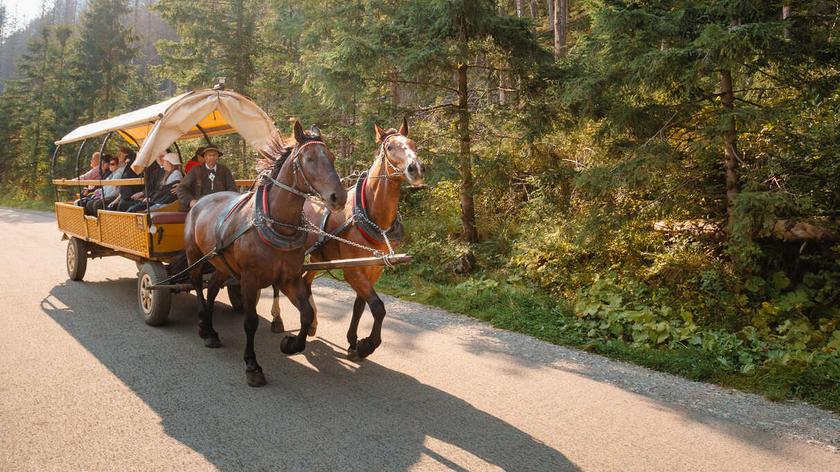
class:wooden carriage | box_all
[53,87,408,326]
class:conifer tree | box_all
[72,0,138,120]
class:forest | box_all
[0,0,838,411]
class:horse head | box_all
[374,118,424,187]
[291,120,347,211]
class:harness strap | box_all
[213,192,256,279]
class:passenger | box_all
[184,146,206,173]
[108,147,143,211]
[84,155,123,216]
[177,146,236,211]
[148,153,184,211]
[124,151,167,212]
[73,152,103,206]
[76,152,101,181]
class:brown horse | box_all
[270,119,424,359]
[184,121,347,387]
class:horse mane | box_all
[256,129,325,179]
[256,131,293,179]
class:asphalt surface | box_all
[1,206,839,471]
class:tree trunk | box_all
[516,0,523,18]
[457,63,479,243]
[547,0,554,32]
[720,68,738,230]
[782,4,791,39]
[553,0,568,58]
[529,0,538,21]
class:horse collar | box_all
[252,183,308,250]
[353,172,404,245]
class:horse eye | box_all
[386,144,392,151]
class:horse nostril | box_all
[330,193,338,203]
[408,163,417,174]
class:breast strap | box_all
[352,172,404,245]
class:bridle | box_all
[377,133,419,180]
[261,139,328,203]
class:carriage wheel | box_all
[66,237,88,281]
[227,284,243,313]
[138,262,171,326]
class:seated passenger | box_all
[124,151,168,212]
[150,153,184,211]
[177,146,236,211]
[108,147,143,211]
[84,155,123,216]
[184,146,206,173]
[76,152,102,181]
[73,152,103,206]
[129,152,184,212]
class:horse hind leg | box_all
[199,270,227,348]
[188,255,212,341]
[270,284,285,333]
[307,294,318,337]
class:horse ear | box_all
[293,120,306,143]
[374,124,385,143]
[309,125,321,138]
[399,117,409,137]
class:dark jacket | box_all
[118,158,144,200]
[177,163,237,210]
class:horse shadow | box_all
[41,279,580,471]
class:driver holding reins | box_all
[176,146,237,211]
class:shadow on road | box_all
[41,279,580,471]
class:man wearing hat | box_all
[177,145,237,210]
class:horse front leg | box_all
[277,277,314,355]
[345,269,385,359]
[240,276,266,387]
[272,271,319,336]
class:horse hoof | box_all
[270,319,285,333]
[307,325,317,337]
[246,370,266,387]
[356,338,377,358]
[347,348,364,361]
[280,335,303,355]
[204,336,222,348]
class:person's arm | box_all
[223,166,237,192]
[177,170,197,210]
[77,167,99,181]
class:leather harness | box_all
[305,171,403,256]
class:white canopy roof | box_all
[54,89,283,174]
[131,89,281,173]
[55,92,192,145]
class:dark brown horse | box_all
[270,119,423,359]
[184,121,347,387]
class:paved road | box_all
[1,207,839,471]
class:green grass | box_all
[0,193,54,212]
[376,268,840,414]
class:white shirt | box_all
[164,169,183,185]
[103,166,126,199]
